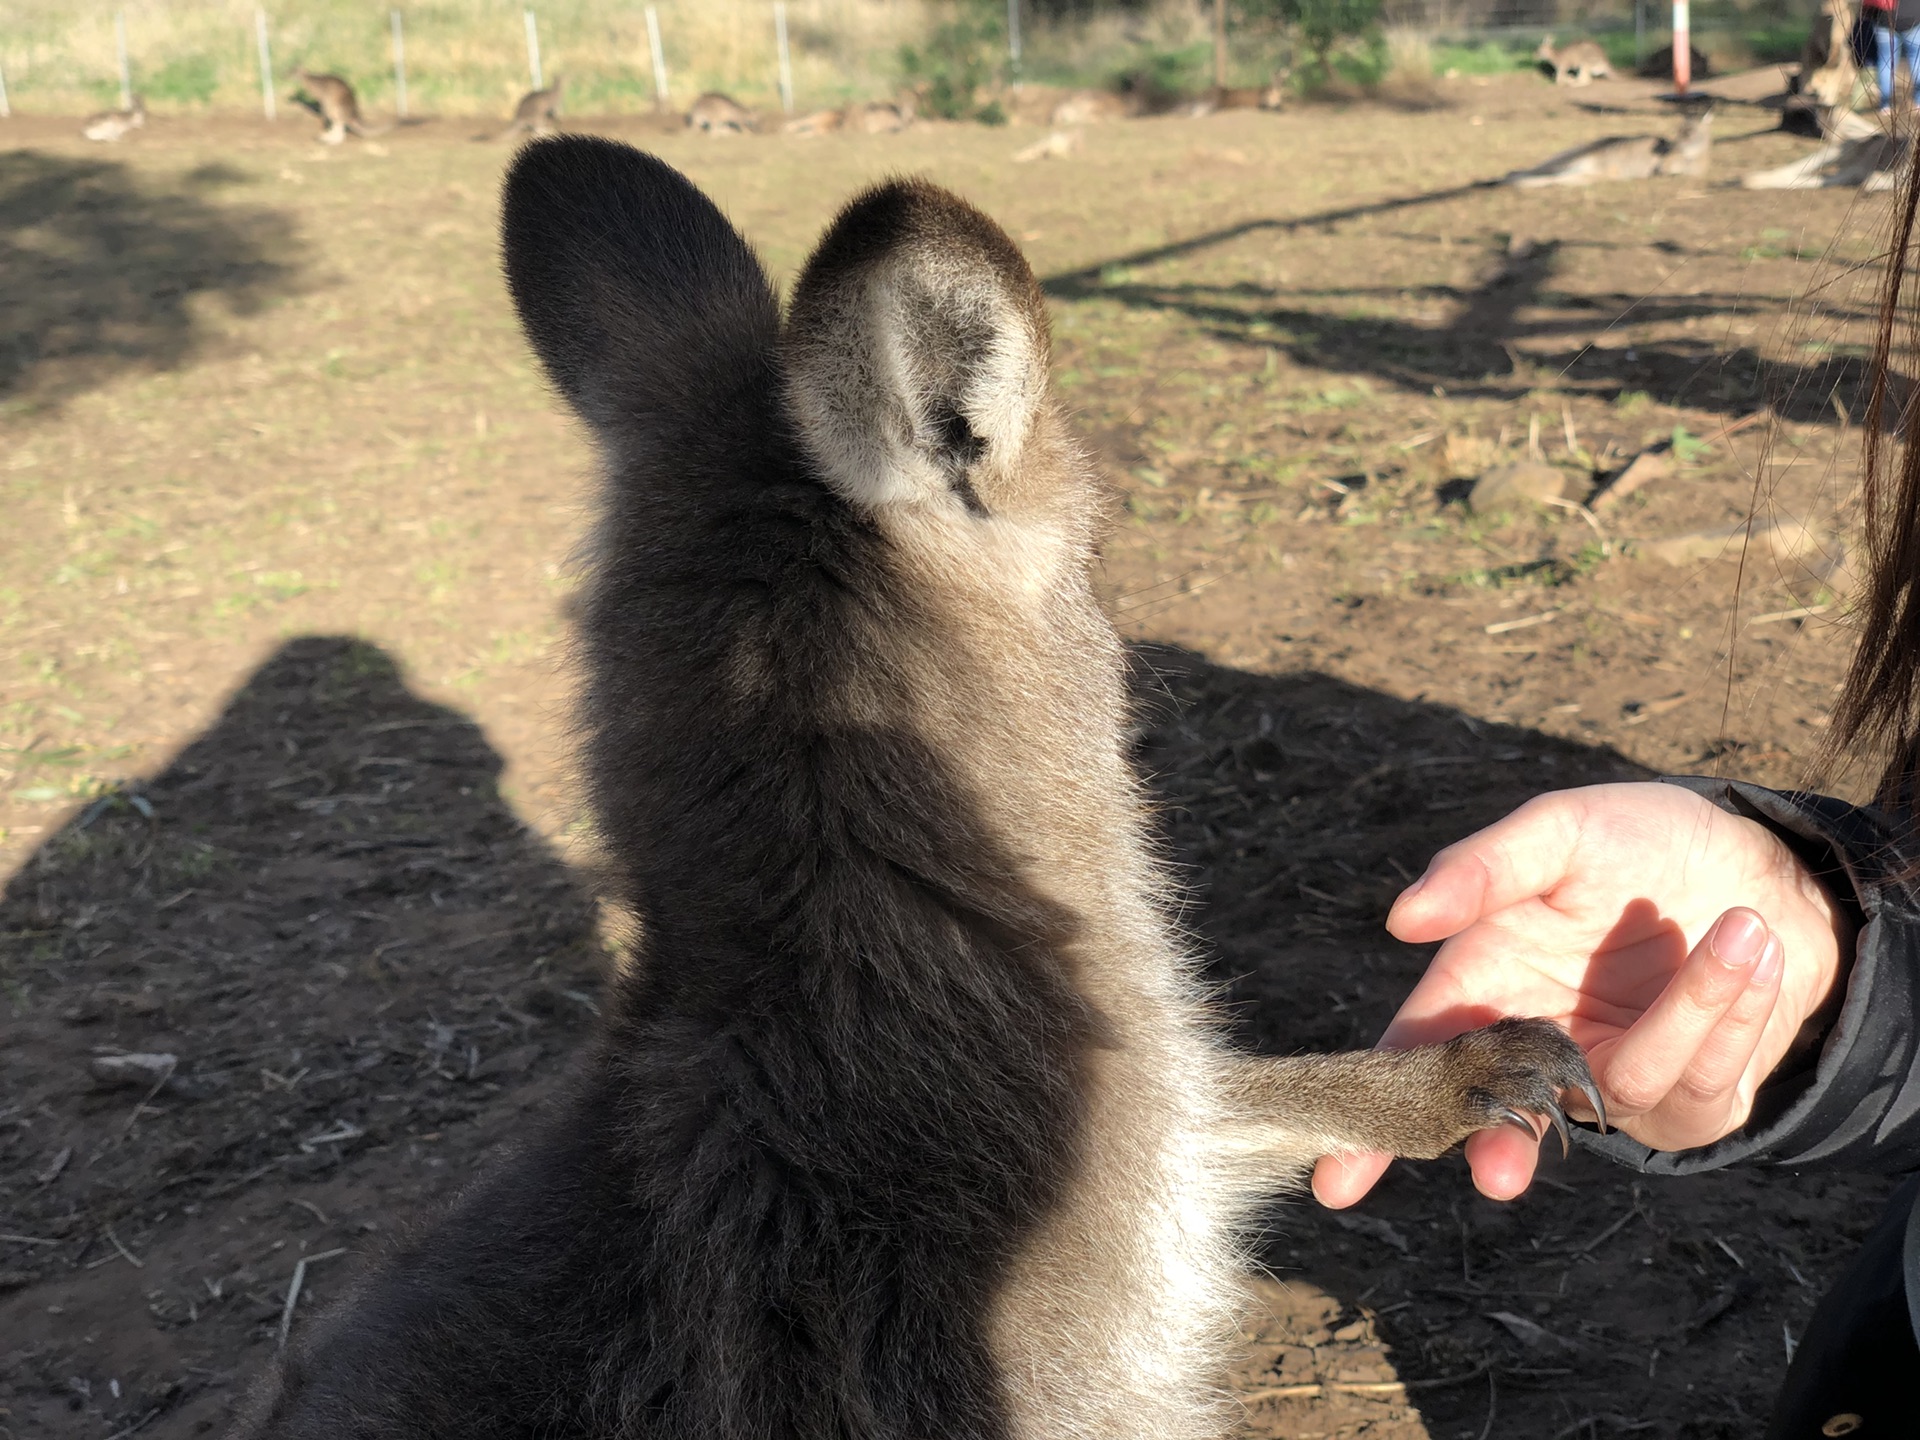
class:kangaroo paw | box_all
[1443,1017,1605,1156]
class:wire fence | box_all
[0,0,1816,118]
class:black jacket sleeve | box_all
[1575,776,1920,1176]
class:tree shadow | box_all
[0,150,301,411]
[1044,201,1875,422]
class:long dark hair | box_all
[1833,149,1920,803]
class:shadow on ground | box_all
[1044,195,1875,423]
[0,150,300,410]
[0,637,1889,1438]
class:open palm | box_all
[1312,782,1851,1207]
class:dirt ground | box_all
[0,72,1899,1438]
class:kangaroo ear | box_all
[783,179,1052,516]
[501,137,779,448]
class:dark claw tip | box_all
[1579,1080,1608,1135]
[1496,1106,1541,1141]
[1545,1101,1571,1158]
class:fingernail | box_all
[1752,935,1783,986]
[1398,872,1429,904]
[1710,909,1767,968]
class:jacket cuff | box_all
[1575,777,1920,1175]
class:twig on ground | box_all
[104,1224,145,1269]
[278,1247,347,1349]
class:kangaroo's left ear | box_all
[783,178,1052,518]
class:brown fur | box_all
[81,94,145,142]
[685,91,756,133]
[235,139,1595,1440]
[1535,36,1614,86]
[1506,107,1713,186]
[292,70,389,144]
[492,75,563,140]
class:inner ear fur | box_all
[784,179,1053,513]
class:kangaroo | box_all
[1535,36,1614,85]
[493,74,564,140]
[80,93,145,142]
[1798,0,1859,108]
[1743,121,1907,189]
[1185,80,1286,116]
[237,137,1599,1440]
[685,91,756,133]
[1050,88,1135,125]
[1505,106,1713,186]
[292,69,389,144]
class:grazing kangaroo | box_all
[1505,106,1713,186]
[686,91,756,133]
[493,74,564,140]
[1797,0,1859,109]
[80,93,145,141]
[1535,36,1614,85]
[292,70,388,144]
[238,137,1599,1440]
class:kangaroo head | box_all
[784,179,1101,582]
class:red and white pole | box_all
[1672,0,1691,93]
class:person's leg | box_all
[1766,1175,1920,1437]
[1902,24,1920,107]
[1879,21,1897,112]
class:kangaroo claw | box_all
[1578,1079,1608,1135]
[1543,1099,1571,1158]
[1495,1106,1542,1140]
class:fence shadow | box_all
[0,150,301,410]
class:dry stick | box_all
[1244,1360,1496,1402]
[278,1248,347,1349]
[0,1233,63,1246]
[104,1224,145,1269]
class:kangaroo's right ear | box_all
[501,137,779,447]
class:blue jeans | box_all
[1877,20,1920,109]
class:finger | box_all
[1464,1123,1540,1201]
[1311,1151,1392,1209]
[1633,932,1785,1148]
[1596,907,1772,1121]
[1386,789,1594,942]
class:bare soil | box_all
[0,73,1897,1439]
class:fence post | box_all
[774,2,793,113]
[256,7,276,120]
[115,10,132,109]
[0,59,10,119]
[1008,0,1021,91]
[1671,0,1689,93]
[525,10,543,91]
[645,6,669,110]
[1634,0,1646,69]
[391,10,408,117]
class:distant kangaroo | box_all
[237,137,1599,1440]
[1185,79,1286,116]
[292,69,389,144]
[1535,36,1614,85]
[1505,106,1713,185]
[492,74,563,140]
[685,91,755,133]
[80,93,145,142]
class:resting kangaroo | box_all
[238,137,1599,1440]
[1505,106,1713,186]
[1535,36,1613,85]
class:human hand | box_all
[1311,782,1853,1209]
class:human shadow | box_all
[0,636,603,1437]
[1129,643,1891,1435]
[1045,204,1875,422]
[0,150,300,411]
